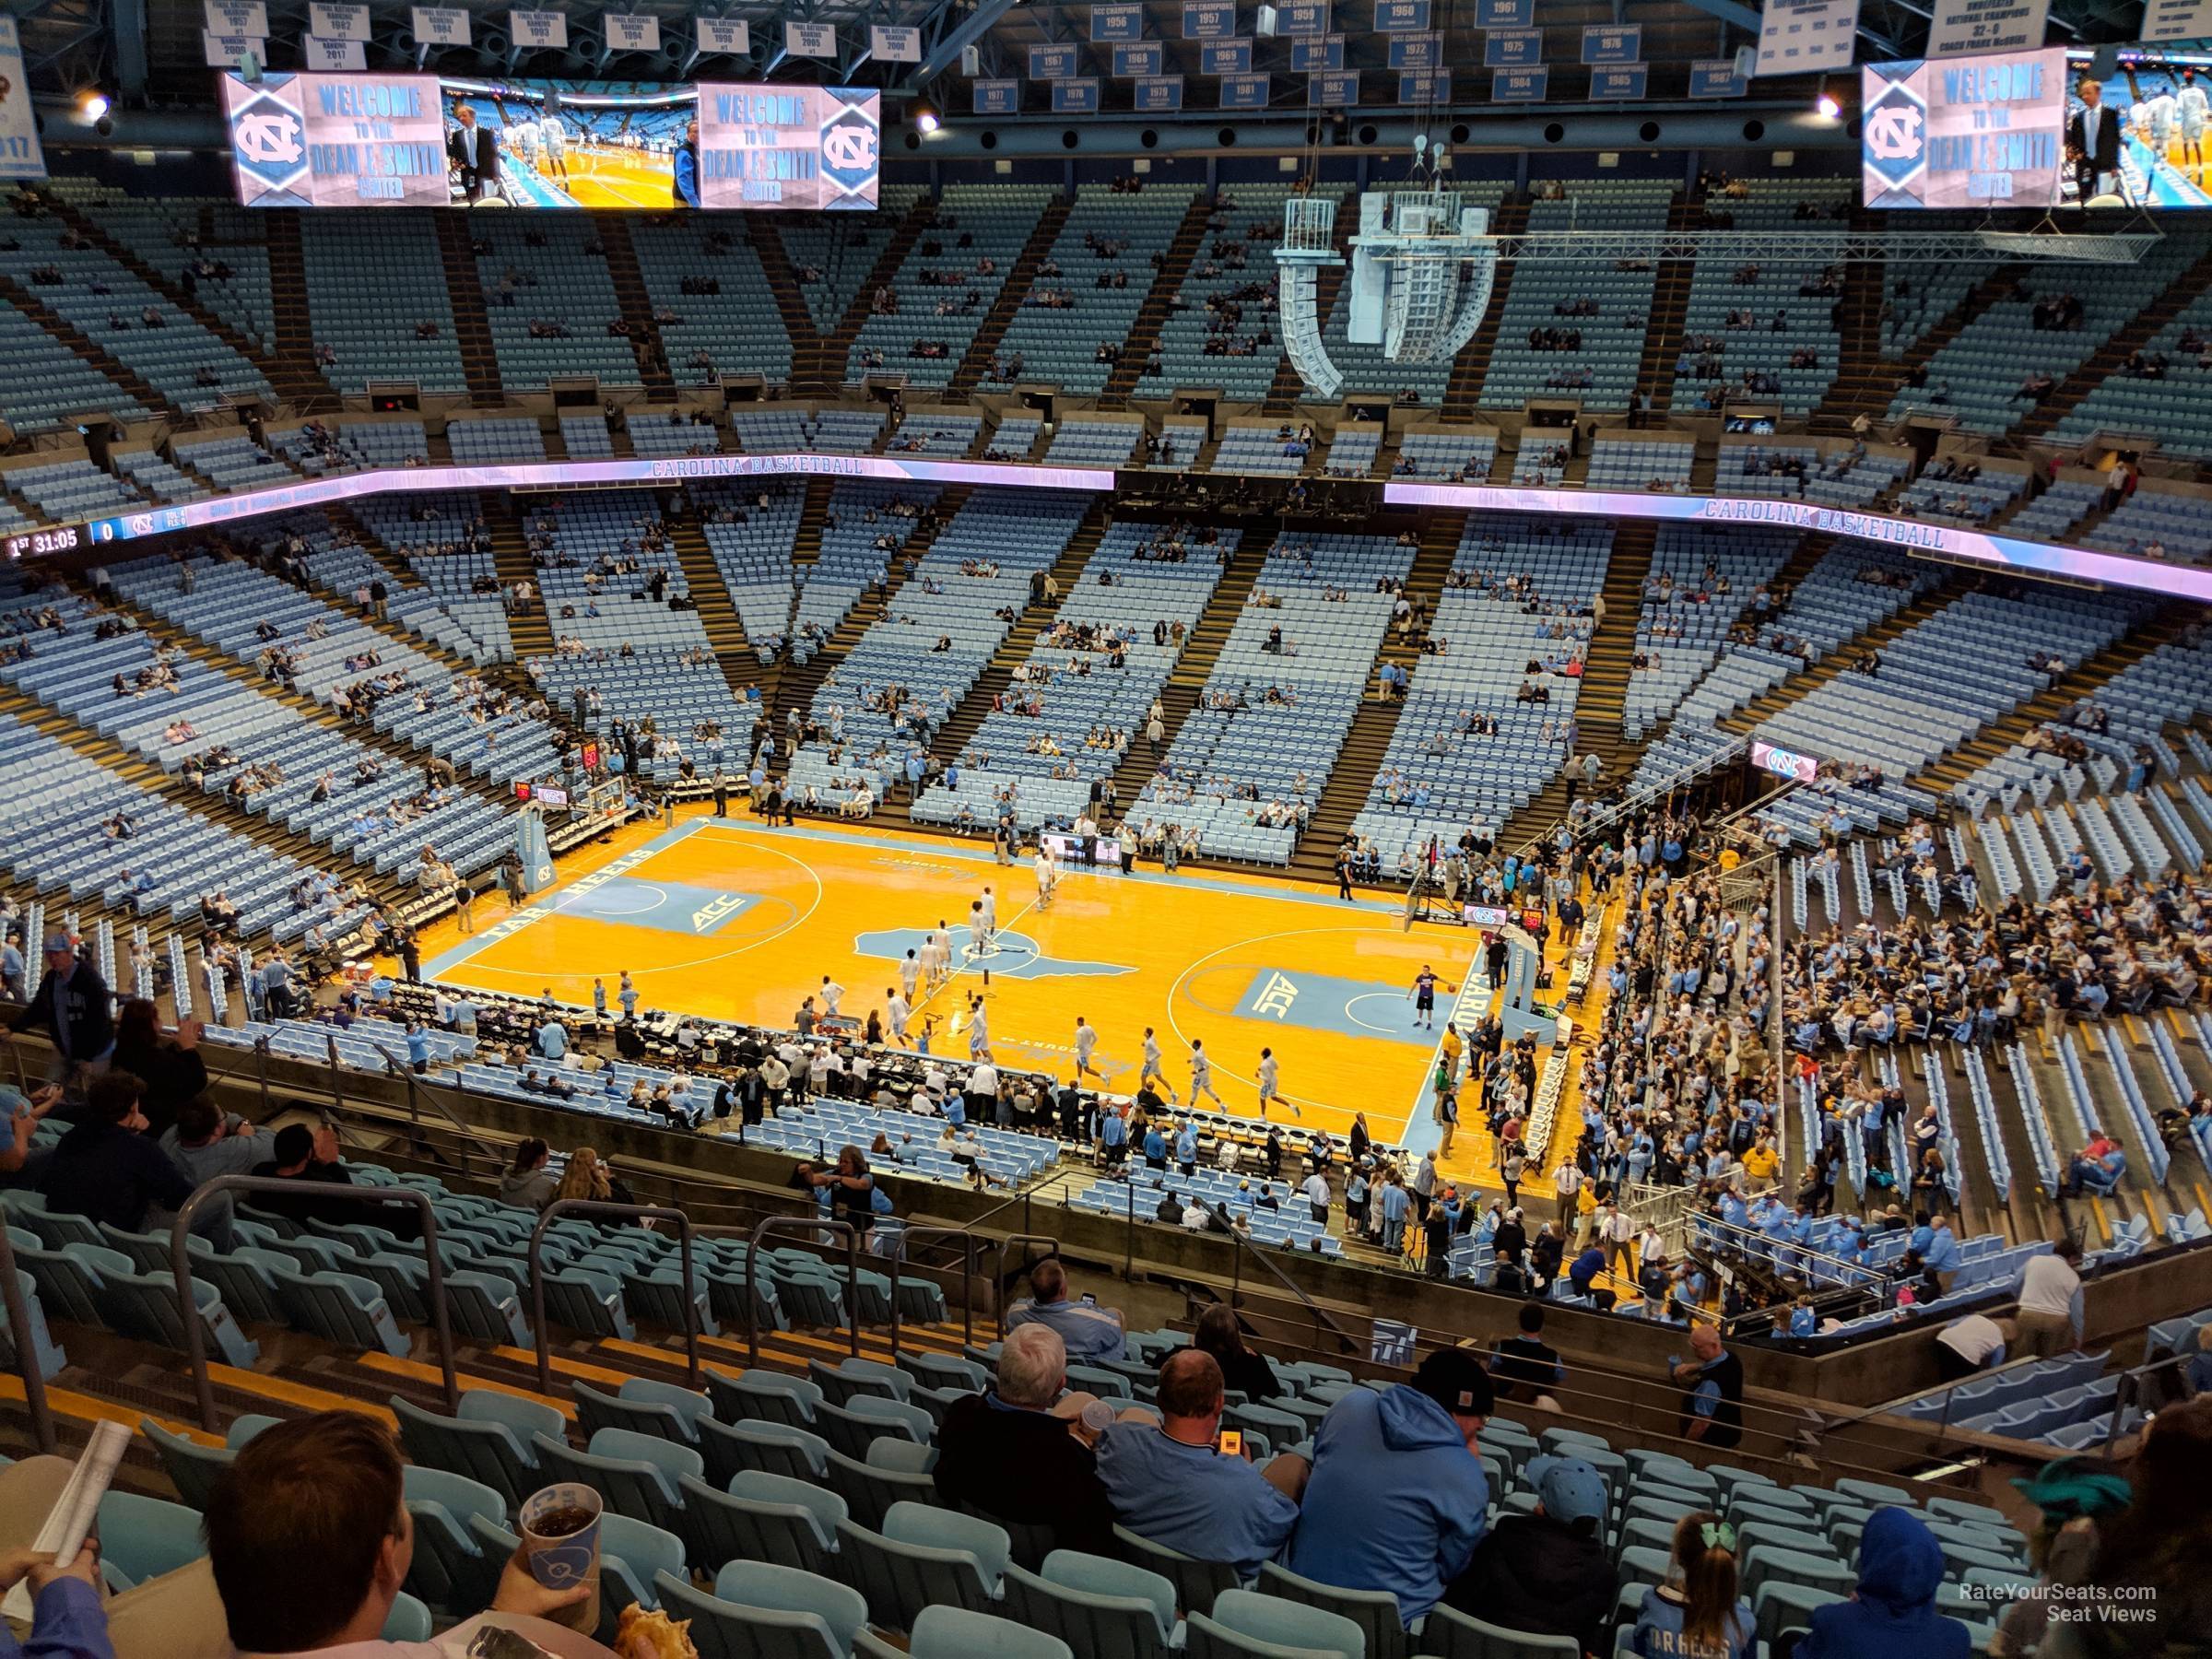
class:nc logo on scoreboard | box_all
[1862,70,1927,194]
[229,82,309,197]
[818,91,880,206]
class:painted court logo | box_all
[1252,972,1300,1018]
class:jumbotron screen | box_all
[219,72,879,211]
[1865,44,2212,208]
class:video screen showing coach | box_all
[446,100,501,203]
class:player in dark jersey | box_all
[1409,964,1439,1030]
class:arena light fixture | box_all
[78,89,112,121]
[911,100,941,135]
[1814,83,1841,120]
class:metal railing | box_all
[745,1217,860,1370]
[170,1176,459,1432]
[528,1199,700,1394]
[0,1222,54,1453]
[886,1224,980,1355]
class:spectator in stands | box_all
[1095,1349,1305,1579]
[1187,1301,1283,1402]
[1669,1324,1744,1448]
[1443,1454,1617,1652]
[12,929,112,1077]
[1933,1312,2013,1382]
[933,1324,1118,1555]
[37,1068,192,1233]
[1492,1301,1566,1410]
[500,1135,559,1209]
[1005,1256,1127,1359]
[159,1097,262,1256]
[1630,1512,1755,1659]
[0,1537,105,1659]
[1287,1347,1492,1623]
[108,999,207,1139]
[2014,1237,2084,1357]
[250,1121,403,1236]
[205,1411,586,1653]
[1794,1507,1970,1659]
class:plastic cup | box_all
[518,1482,603,1631]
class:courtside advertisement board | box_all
[1861,46,2067,206]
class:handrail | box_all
[528,1199,700,1394]
[746,1217,860,1369]
[1688,1210,1888,1293]
[1211,1203,1361,1357]
[170,1175,458,1432]
[363,1037,500,1172]
[885,1223,978,1355]
[0,1222,55,1453]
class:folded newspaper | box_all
[3,1418,131,1621]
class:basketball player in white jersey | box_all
[1073,1015,1099,1080]
[818,974,845,1018]
[1189,1037,1224,1106]
[509,113,540,171]
[1140,1026,1179,1104]
[2179,72,2209,177]
[2149,88,2179,161]
[1256,1045,1299,1119]
[1032,846,1057,909]
[922,921,950,987]
[898,947,921,1004]
[967,994,992,1060]
[977,883,998,941]
[538,108,571,182]
[885,986,912,1045]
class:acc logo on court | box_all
[230,90,309,194]
[1863,73,1928,193]
[1253,972,1300,1018]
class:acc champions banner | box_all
[1861,47,2066,207]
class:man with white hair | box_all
[933,1323,1118,1554]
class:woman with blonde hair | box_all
[556,1147,612,1205]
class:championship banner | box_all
[412,6,471,47]
[310,3,371,41]
[870,25,922,63]
[602,13,662,53]
[205,0,269,35]
[302,35,369,70]
[783,20,835,57]
[1925,0,2049,56]
[2142,0,2212,39]
[0,18,49,181]
[696,18,749,54]
[509,10,571,51]
[1754,0,1860,76]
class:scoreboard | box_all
[220,71,878,211]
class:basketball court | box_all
[421,811,1500,1148]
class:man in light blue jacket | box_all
[1287,1347,1492,1622]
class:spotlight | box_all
[1815,85,1841,120]
[911,100,940,135]
[78,89,111,121]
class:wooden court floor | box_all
[419,810,1500,1149]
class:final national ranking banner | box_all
[694,84,880,210]
[1861,46,2066,208]
[223,71,448,206]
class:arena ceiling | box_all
[12,0,2180,108]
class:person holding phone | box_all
[1095,1349,1306,1580]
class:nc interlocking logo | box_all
[1864,72,1928,194]
[818,94,880,204]
[230,88,308,195]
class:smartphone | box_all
[1079,1292,1097,1305]
[1215,1429,1244,1457]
